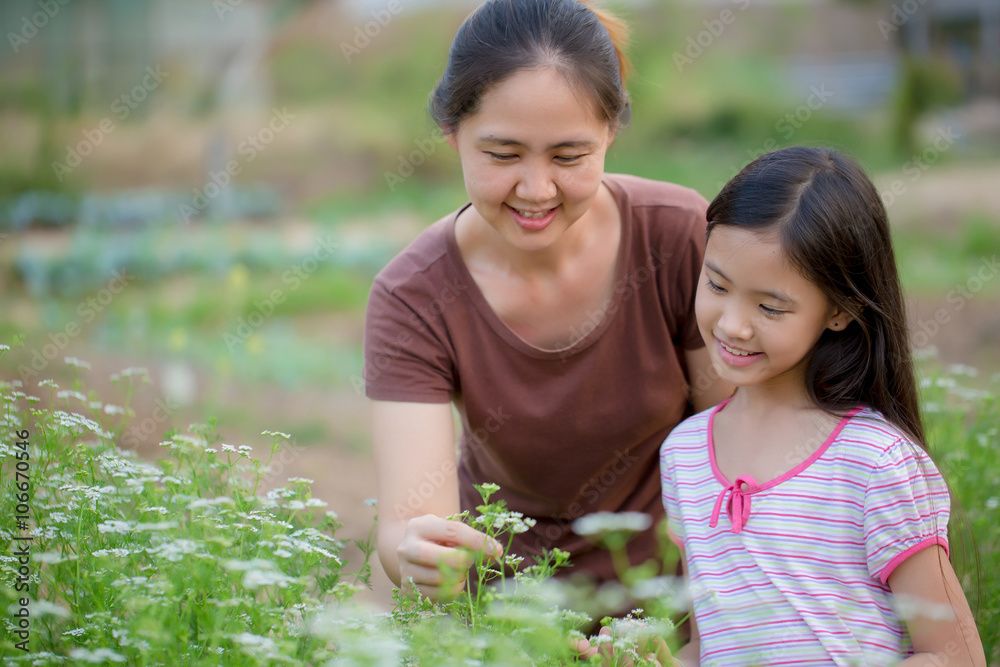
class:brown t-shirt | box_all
[364,173,708,584]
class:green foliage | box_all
[0,346,373,664]
[892,57,965,156]
[918,362,1000,663]
[892,213,1000,295]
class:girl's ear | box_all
[826,305,856,332]
[444,129,458,151]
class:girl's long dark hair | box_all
[706,146,924,445]
[430,0,632,133]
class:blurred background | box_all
[1,0,998,607]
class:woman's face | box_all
[446,67,616,253]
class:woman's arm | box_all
[888,545,986,667]
[684,346,733,414]
[371,399,500,599]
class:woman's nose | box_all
[514,161,557,204]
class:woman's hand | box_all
[397,514,503,600]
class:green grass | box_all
[894,213,1000,296]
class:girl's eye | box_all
[488,153,517,161]
[706,279,726,294]
[760,305,785,316]
[555,155,584,164]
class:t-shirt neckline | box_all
[706,397,865,492]
[443,176,632,360]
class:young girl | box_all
[659,147,986,666]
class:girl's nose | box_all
[717,304,753,341]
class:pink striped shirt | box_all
[660,401,950,666]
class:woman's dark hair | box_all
[430,0,631,133]
[706,146,924,445]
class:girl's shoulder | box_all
[838,406,937,469]
[660,402,721,453]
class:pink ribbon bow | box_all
[710,474,760,534]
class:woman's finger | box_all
[399,539,474,572]
[410,515,503,558]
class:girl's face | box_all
[695,226,851,392]
[446,67,615,253]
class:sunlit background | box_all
[2,0,999,608]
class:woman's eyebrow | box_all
[477,135,596,150]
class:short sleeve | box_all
[363,281,454,403]
[677,219,707,351]
[863,440,950,584]
[659,438,685,548]
[653,195,708,352]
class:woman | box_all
[364,0,731,600]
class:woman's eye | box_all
[706,279,726,293]
[760,305,784,316]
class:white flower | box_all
[104,404,126,416]
[34,551,67,564]
[97,520,133,535]
[986,497,999,510]
[69,648,126,663]
[221,444,237,453]
[64,357,92,370]
[204,448,218,454]
[63,628,87,637]
[186,497,234,510]
[38,379,59,389]
[243,569,295,589]
[573,511,653,536]
[148,539,200,562]
[286,500,306,510]
[92,548,132,558]
[30,600,71,618]
[261,430,290,440]
[305,498,328,507]
[135,521,178,531]
[364,497,378,507]
[238,445,253,454]
[288,477,313,484]
[232,632,276,651]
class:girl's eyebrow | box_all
[477,135,596,150]
[704,260,796,304]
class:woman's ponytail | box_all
[580,0,632,89]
